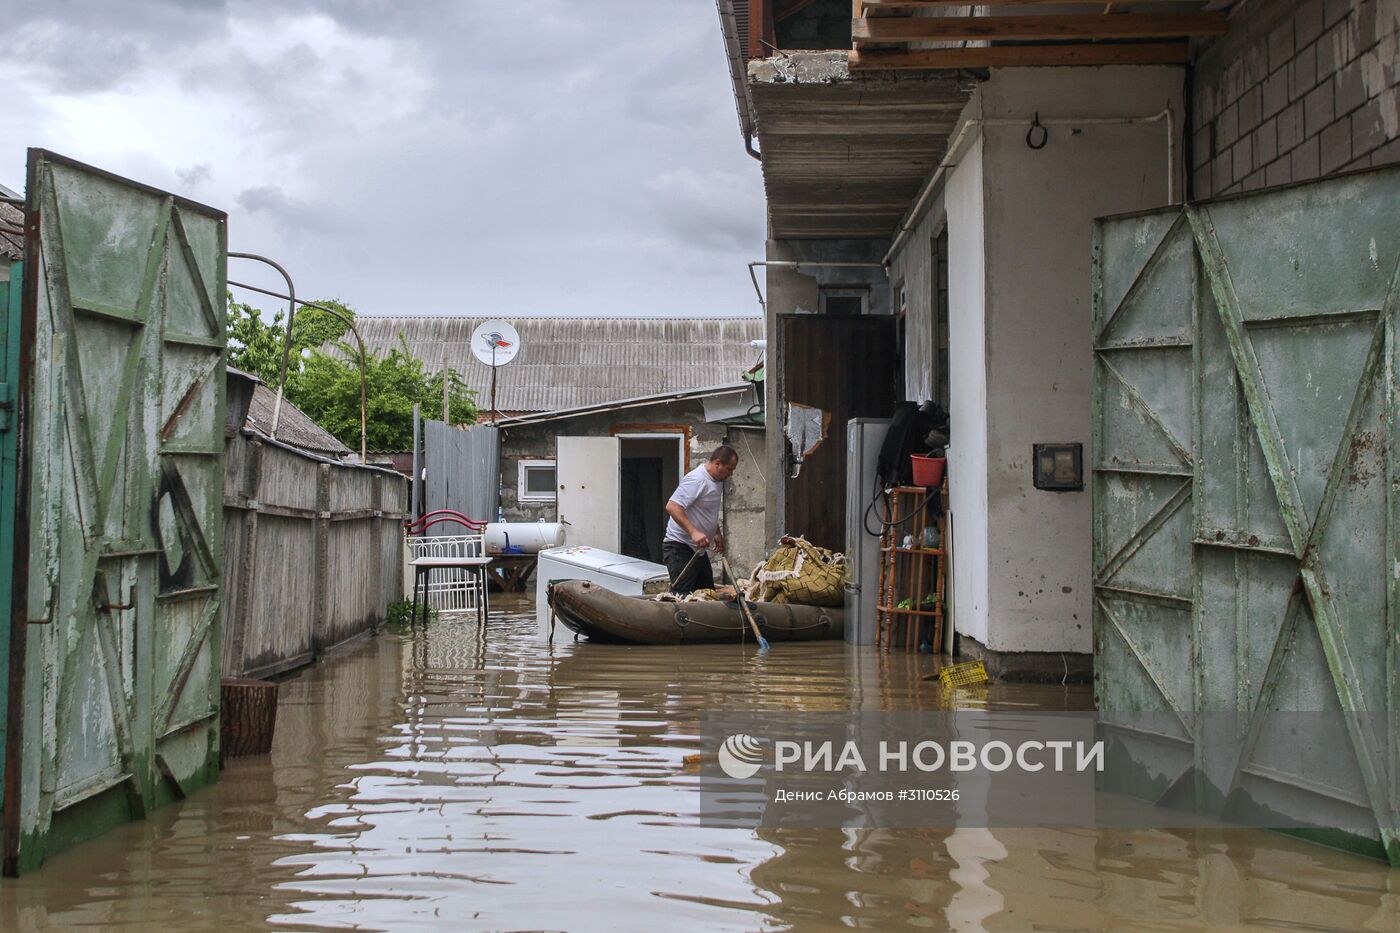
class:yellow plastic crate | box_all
[938,660,988,689]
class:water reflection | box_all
[0,594,1396,930]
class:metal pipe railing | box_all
[228,253,297,436]
[404,509,487,536]
[227,267,371,462]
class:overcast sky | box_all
[0,0,766,318]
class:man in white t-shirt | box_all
[662,445,739,593]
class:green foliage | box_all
[226,295,477,452]
[226,295,354,384]
[290,298,353,350]
[292,335,478,451]
[385,598,437,629]
[225,297,285,384]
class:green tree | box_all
[226,296,477,451]
[226,295,354,384]
[289,298,353,351]
[291,336,478,451]
[225,296,284,384]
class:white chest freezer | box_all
[534,546,671,638]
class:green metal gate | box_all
[6,151,226,871]
[1093,166,1400,862]
[0,260,21,837]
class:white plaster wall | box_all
[979,66,1184,653]
[892,185,945,402]
[943,137,990,647]
[887,135,991,646]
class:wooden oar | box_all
[720,555,770,652]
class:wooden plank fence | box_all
[222,429,408,679]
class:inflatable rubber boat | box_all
[546,579,844,645]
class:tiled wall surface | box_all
[1191,0,1399,198]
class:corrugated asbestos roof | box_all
[246,382,351,457]
[337,316,765,413]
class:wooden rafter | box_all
[851,42,1189,70]
[858,0,1208,7]
[848,0,1216,70]
[853,12,1226,44]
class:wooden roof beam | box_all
[853,12,1227,44]
[859,0,1209,7]
[850,42,1190,69]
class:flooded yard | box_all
[2,594,1397,931]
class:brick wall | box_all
[1190,0,1399,199]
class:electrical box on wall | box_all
[1033,443,1083,491]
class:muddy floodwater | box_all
[3,594,1398,930]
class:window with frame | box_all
[518,460,557,502]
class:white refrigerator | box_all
[845,418,891,646]
[535,546,671,638]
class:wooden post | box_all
[371,474,384,631]
[312,463,331,657]
[220,678,279,761]
[911,500,925,652]
[749,0,767,58]
[934,479,948,651]
[229,438,264,676]
[411,403,422,520]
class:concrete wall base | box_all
[952,633,1092,685]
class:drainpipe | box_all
[746,260,887,314]
[716,0,762,163]
[882,104,1177,267]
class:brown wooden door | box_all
[779,314,899,550]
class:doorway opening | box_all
[932,228,950,408]
[618,434,684,563]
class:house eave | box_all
[747,51,977,240]
[494,382,756,429]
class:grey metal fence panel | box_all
[1092,166,1400,864]
[424,421,499,530]
[221,431,408,680]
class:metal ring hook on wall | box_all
[1026,112,1048,150]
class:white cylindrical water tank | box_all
[484,522,566,554]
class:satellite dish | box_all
[470,320,521,367]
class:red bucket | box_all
[910,454,946,488]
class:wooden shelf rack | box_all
[876,482,948,652]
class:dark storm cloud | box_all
[175,162,212,188]
[7,0,231,93]
[1,0,765,316]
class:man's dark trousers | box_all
[662,541,714,594]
